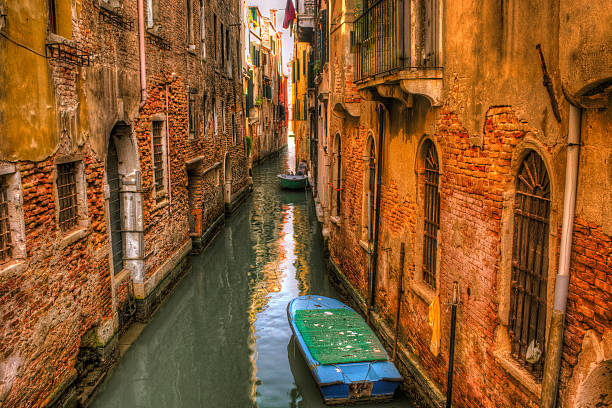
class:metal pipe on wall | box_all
[540,104,582,408]
[137,0,147,108]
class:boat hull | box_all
[277,174,308,190]
[287,295,402,405]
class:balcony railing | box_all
[354,0,441,83]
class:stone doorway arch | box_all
[106,123,144,282]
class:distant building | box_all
[245,7,288,163]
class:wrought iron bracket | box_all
[46,41,92,66]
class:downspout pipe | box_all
[368,106,384,312]
[137,0,148,108]
[540,103,582,408]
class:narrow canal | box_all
[92,140,411,408]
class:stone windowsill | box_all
[60,227,89,249]
[409,279,436,305]
[0,260,27,279]
[187,45,197,56]
[330,215,340,226]
[359,239,372,254]
[493,349,541,397]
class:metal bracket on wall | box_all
[536,44,562,123]
[98,4,135,31]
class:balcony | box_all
[353,0,443,106]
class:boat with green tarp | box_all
[287,295,402,404]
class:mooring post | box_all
[446,281,459,408]
[393,243,405,361]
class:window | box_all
[232,114,236,145]
[225,29,230,61]
[186,0,193,45]
[0,177,11,263]
[421,140,440,289]
[302,50,306,74]
[147,0,160,28]
[200,0,206,59]
[0,168,25,266]
[509,150,550,380]
[221,100,226,133]
[365,136,376,242]
[334,134,342,217]
[152,120,165,191]
[48,0,57,33]
[57,162,79,231]
[213,14,217,60]
[297,59,300,81]
[212,98,218,136]
[188,90,197,138]
[220,22,225,68]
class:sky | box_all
[247,0,294,75]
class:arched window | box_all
[364,135,376,242]
[421,140,439,289]
[509,150,550,380]
[333,134,342,217]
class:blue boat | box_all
[287,295,403,405]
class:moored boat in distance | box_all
[287,295,403,405]
[277,173,308,189]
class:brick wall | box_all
[0,0,249,406]
[328,105,560,407]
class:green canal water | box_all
[91,140,412,408]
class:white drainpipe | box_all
[540,103,582,408]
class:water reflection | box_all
[92,140,411,408]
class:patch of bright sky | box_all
[248,0,294,75]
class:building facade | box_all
[0,0,249,406]
[311,0,612,407]
[245,7,288,164]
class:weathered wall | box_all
[324,0,612,406]
[0,0,249,406]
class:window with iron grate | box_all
[509,150,550,381]
[0,176,12,263]
[57,162,79,231]
[334,134,342,217]
[421,140,439,289]
[152,121,165,191]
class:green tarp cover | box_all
[294,308,388,365]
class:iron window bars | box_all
[98,3,135,31]
[353,0,441,82]
[46,41,92,66]
[0,176,11,263]
[152,121,164,191]
[146,30,171,50]
[57,162,79,231]
[422,141,439,289]
[509,151,550,380]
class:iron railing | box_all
[353,0,441,82]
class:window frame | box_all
[53,156,89,235]
[508,150,550,381]
[0,165,25,270]
[150,116,168,199]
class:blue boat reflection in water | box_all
[91,139,412,408]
